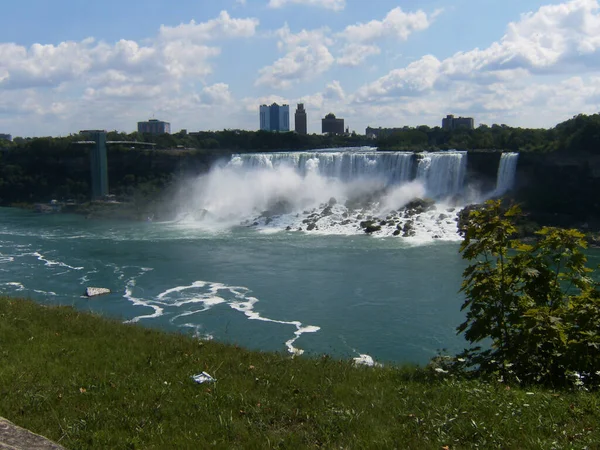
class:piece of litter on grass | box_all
[192,371,216,384]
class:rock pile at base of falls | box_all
[243,196,464,240]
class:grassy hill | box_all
[1,296,598,449]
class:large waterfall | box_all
[495,152,519,196]
[175,148,518,240]
[229,149,467,199]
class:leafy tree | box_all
[458,200,600,388]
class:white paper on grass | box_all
[192,371,216,384]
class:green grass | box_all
[1,296,599,449]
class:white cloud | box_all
[158,11,258,42]
[324,80,345,100]
[340,7,434,43]
[353,0,600,109]
[354,55,441,102]
[268,0,345,11]
[337,44,381,67]
[255,24,334,89]
[0,10,258,91]
[335,7,439,66]
[200,83,233,104]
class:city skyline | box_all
[1,0,600,137]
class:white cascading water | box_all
[230,150,415,185]
[495,152,519,196]
[172,148,514,241]
[416,151,467,198]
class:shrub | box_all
[458,200,600,388]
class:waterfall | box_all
[495,153,519,196]
[416,152,467,198]
[229,150,415,185]
[229,149,471,199]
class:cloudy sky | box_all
[1,0,600,137]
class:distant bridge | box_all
[75,140,156,148]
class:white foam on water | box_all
[123,269,164,323]
[126,277,320,355]
[3,282,25,291]
[33,289,58,296]
[0,256,14,263]
[28,251,84,270]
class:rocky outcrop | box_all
[0,417,65,449]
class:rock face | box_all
[0,417,65,449]
[85,287,111,297]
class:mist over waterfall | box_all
[495,153,519,196]
[173,148,517,240]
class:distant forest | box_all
[1,112,599,153]
[0,113,599,209]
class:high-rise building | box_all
[259,103,290,132]
[138,119,171,134]
[322,113,344,135]
[442,115,474,131]
[294,104,307,135]
[0,133,11,141]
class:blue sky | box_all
[1,0,599,136]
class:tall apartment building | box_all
[138,119,171,134]
[294,103,307,135]
[259,103,290,132]
[0,133,12,141]
[322,113,344,135]
[442,115,474,131]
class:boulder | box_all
[328,197,337,206]
[364,225,382,234]
[321,206,333,217]
[306,223,317,231]
[393,229,401,236]
[85,287,111,298]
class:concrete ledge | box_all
[0,417,65,450]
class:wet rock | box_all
[439,213,448,220]
[252,221,259,226]
[359,220,375,229]
[341,219,352,225]
[379,220,387,226]
[433,235,441,239]
[342,212,349,218]
[393,229,401,236]
[85,287,111,298]
[307,223,317,231]
[405,198,436,215]
[321,206,333,217]
[285,226,292,231]
[364,224,382,234]
[356,214,363,220]
[265,217,273,225]
[328,197,337,206]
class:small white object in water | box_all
[84,287,111,297]
[192,371,216,384]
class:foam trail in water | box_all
[126,278,320,355]
[28,252,84,270]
